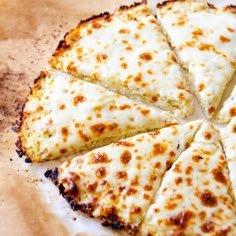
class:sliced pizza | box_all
[45,120,202,234]
[220,117,236,200]
[156,0,236,119]
[215,85,236,123]
[139,122,236,235]
[49,2,193,117]
[16,70,178,162]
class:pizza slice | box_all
[49,2,193,117]
[45,120,202,234]
[220,117,236,200]
[156,0,236,118]
[16,70,178,162]
[214,85,236,123]
[139,122,236,235]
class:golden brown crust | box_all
[14,71,48,162]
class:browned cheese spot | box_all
[169,151,176,158]
[198,83,205,92]
[175,177,183,185]
[59,104,66,110]
[121,62,128,69]
[219,35,231,43]
[122,39,128,44]
[96,54,108,63]
[144,185,153,191]
[155,162,162,169]
[173,163,182,173]
[130,207,142,215]
[131,176,139,186]
[78,130,90,142]
[66,61,78,73]
[185,166,193,175]
[134,33,140,39]
[192,155,203,162]
[192,28,203,39]
[199,211,207,221]
[185,41,195,47]
[36,106,44,112]
[208,106,215,115]
[152,95,158,102]
[197,190,217,207]
[229,107,236,117]
[134,72,142,82]
[212,168,227,184]
[153,143,167,155]
[201,221,215,233]
[61,127,69,142]
[168,210,194,229]
[232,124,236,133]
[119,28,130,34]
[90,123,106,135]
[115,171,128,179]
[109,104,118,111]
[215,228,231,236]
[125,45,133,51]
[154,208,160,213]
[74,95,86,106]
[87,182,98,193]
[60,148,67,154]
[137,22,145,29]
[116,141,135,147]
[143,193,150,200]
[119,104,131,110]
[91,152,111,164]
[126,188,138,196]
[147,69,153,75]
[186,177,193,186]
[141,109,150,116]
[92,22,102,29]
[227,27,234,32]
[139,52,153,62]
[120,150,132,164]
[165,202,178,210]
[204,132,212,140]
[96,167,107,178]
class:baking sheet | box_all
[0,0,235,235]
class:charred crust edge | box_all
[156,0,178,8]
[45,168,59,183]
[224,5,236,13]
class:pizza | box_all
[220,117,236,200]
[214,85,236,123]
[156,0,236,119]
[139,122,236,235]
[13,0,236,235]
[45,120,202,234]
[49,2,193,118]
[16,70,178,162]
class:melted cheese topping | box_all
[156,1,236,118]
[50,3,193,117]
[140,122,236,235]
[215,85,236,123]
[221,117,236,200]
[19,70,178,162]
[55,120,202,233]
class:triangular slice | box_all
[221,117,236,199]
[156,1,236,118]
[45,120,202,234]
[140,122,236,235]
[49,2,193,117]
[215,85,236,123]
[16,70,178,162]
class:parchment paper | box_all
[0,0,235,235]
